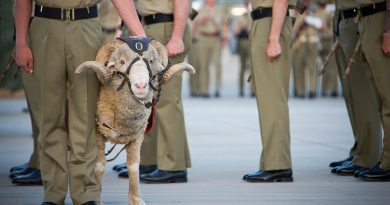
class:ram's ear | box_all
[150,40,168,68]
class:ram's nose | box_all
[133,81,149,98]
[135,82,147,90]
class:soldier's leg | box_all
[30,18,69,204]
[360,13,390,170]
[66,19,101,204]
[198,36,212,96]
[20,71,40,170]
[292,45,305,97]
[143,23,192,171]
[250,18,292,171]
[211,37,222,96]
[332,17,382,171]
[307,43,319,97]
[188,39,201,96]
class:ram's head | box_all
[76,37,195,99]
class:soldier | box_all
[318,1,338,97]
[14,0,145,204]
[234,0,255,97]
[98,0,121,44]
[329,0,382,176]
[194,0,227,98]
[292,5,321,99]
[2,1,42,186]
[243,0,295,182]
[131,0,193,183]
[354,0,390,181]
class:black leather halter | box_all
[114,37,162,109]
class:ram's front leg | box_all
[95,132,106,205]
[125,135,146,205]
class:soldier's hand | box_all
[166,37,185,57]
[382,32,390,56]
[15,44,33,73]
[266,39,282,62]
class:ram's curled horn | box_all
[151,40,168,68]
[162,62,195,84]
[75,61,112,84]
[76,40,124,84]
[96,39,124,63]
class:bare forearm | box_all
[269,0,288,43]
[111,0,146,37]
[172,0,190,40]
[14,0,32,47]
[385,0,390,33]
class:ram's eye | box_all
[120,60,125,65]
[149,60,153,64]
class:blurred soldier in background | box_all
[318,1,338,97]
[194,0,228,98]
[0,0,24,98]
[188,19,202,97]
[234,0,255,97]
[292,3,321,99]
[98,0,121,44]
[329,0,382,177]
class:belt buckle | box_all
[61,8,75,21]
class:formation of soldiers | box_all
[292,0,338,99]
[1,0,389,204]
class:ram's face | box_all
[109,45,152,99]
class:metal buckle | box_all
[61,8,75,21]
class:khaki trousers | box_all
[21,70,40,170]
[250,17,292,170]
[198,36,222,95]
[141,22,192,171]
[359,12,390,170]
[293,42,319,96]
[30,17,102,204]
[336,14,382,167]
[188,38,201,96]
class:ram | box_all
[76,37,195,205]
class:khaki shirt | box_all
[98,0,120,29]
[196,6,227,34]
[135,0,173,16]
[33,0,100,8]
[251,0,297,9]
[336,0,358,10]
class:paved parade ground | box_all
[0,95,390,205]
[0,49,388,205]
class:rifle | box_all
[344,39,361,79]
[318,38,339,76]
